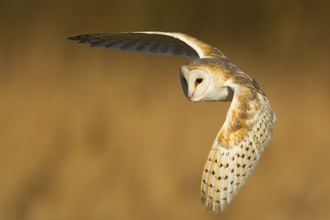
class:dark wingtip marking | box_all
[67,36,81,41]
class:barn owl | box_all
[68,31,277,214]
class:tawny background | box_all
[1,0,329,219]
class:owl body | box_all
[68,31,277,214]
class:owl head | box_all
[180,58,234,102]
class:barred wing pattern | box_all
[68,32,225,58]
[201,84,277,214]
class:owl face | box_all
[180,66,233,102]
[180,66,211,102]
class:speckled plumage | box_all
[68,31,277,214]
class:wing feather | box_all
[201,85,277,214]
[68,31,226,58]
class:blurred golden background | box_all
[1,0,330,219]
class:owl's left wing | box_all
[201,83,277,214]
[68,31,225,58]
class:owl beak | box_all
[189,91,199,102]
[189,93,194,101]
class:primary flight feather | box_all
[68,31,277,214]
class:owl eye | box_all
[196,78,203,84]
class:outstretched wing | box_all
[201,83,277,214]
[68,31,225,58]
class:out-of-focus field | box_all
[1,1,330,219]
